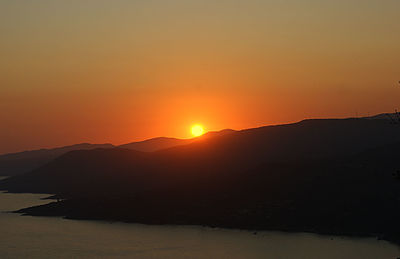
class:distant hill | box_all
[118,129,235,152]
[0,129,235,176]
[118,137,192,152]
[0,143,115,176]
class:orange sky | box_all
[0,0,399,154]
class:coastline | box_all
[14,199,400,247]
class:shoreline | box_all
[14,199,400,247]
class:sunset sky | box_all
[1,0,399,154]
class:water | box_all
[0,190,399,258]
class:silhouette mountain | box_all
[0,143,114,176]
[118,137,192,152]
[2,117,399,192]
[0,129,235,176]
[117,129,235,152]
[2,116,400,244]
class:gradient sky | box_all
[1,0,399,154]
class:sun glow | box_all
[191,124,205,137]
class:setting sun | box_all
[191,124,205,137]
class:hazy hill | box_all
[0,143,114,176]
[0,129,235,176]
[118,137,192,152]
[118,129,235,152]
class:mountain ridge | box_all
[2,114,400,244]
[0,128,236,176]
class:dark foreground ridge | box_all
[2,116,400,245]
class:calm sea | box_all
[0,179,399,258]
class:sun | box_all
[191,124,205,137]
